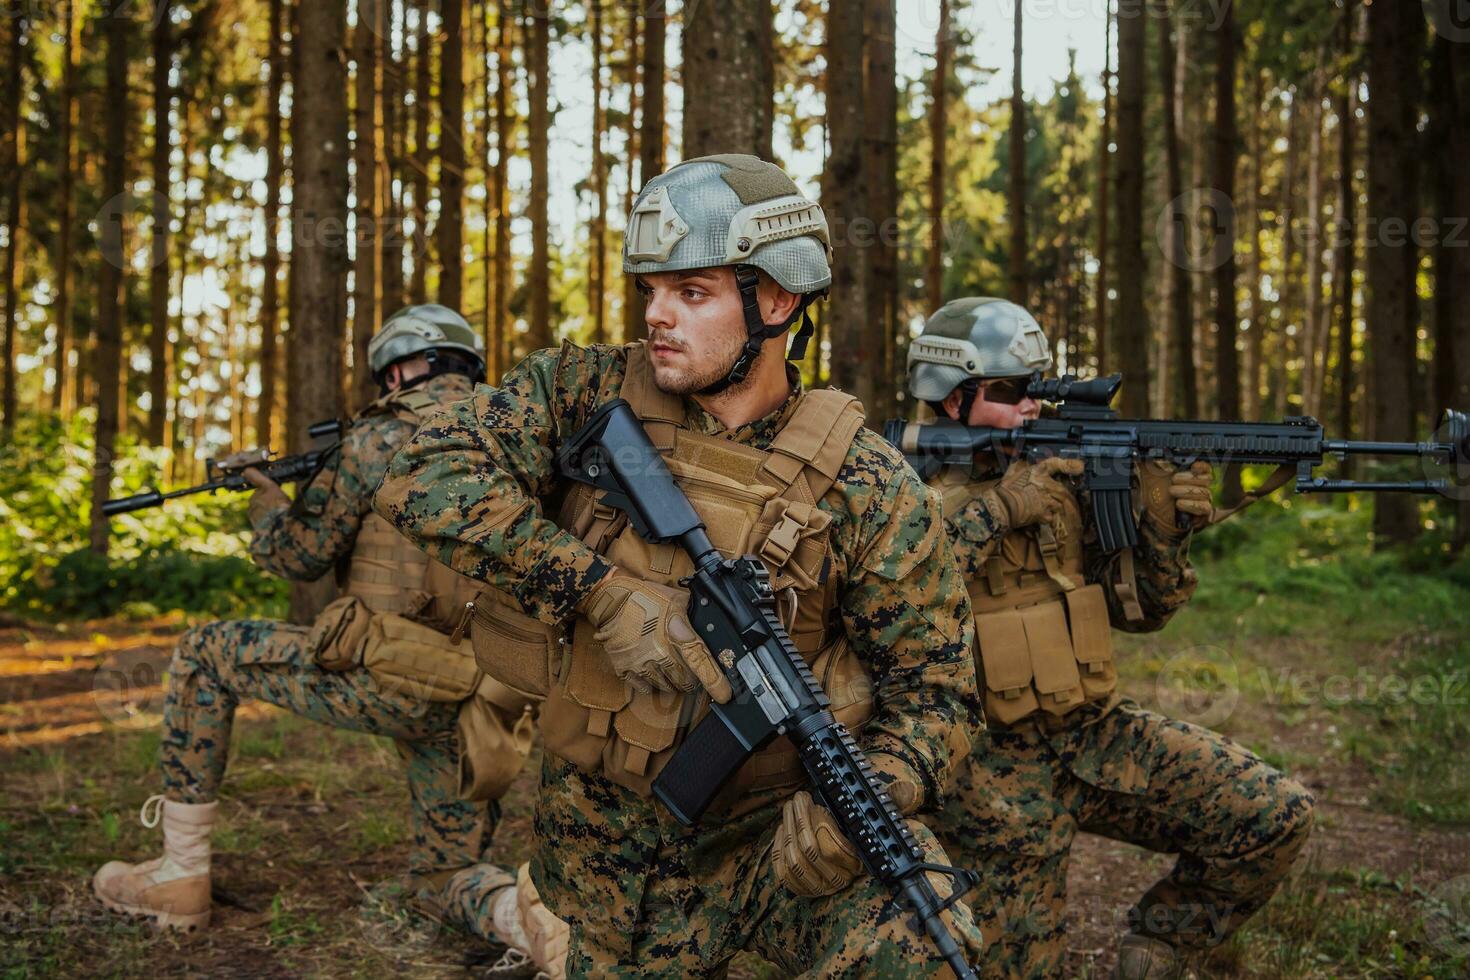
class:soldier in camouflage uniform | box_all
[92,307,550,966]
[374,155,985,977]
[906,298,1316,979]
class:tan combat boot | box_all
[478,862,570,979]
[1114,933,1183,980]
[93,795,216,931]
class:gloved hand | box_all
[985,457,1085,530]
[869,752,926,816]
[578,572,733,701]
[1140,460,1214,532]
[772,790,863,898]
[242,467,290,524]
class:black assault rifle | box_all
[884,373,1470,552]
[101,419,345,516]
[558,399,980,980]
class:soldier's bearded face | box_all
[638,269,758,395]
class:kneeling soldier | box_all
[374,155,984,976]
[93,306,562,970]
[907,298,1315,979]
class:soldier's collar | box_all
[684,363,804,444]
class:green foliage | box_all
[0,410,285,621]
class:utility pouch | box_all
[457,682,536,801]
[468,587,557,699]
[1021,602,1085,717]
[306,595,373,671]
[975,608,1040,725]
[363,613,482,702]
[1065,584,1117,702]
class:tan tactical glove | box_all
[772,790,863,898]
[1140,459,1214,533]
[242,467,290,524]
[985,456,1085,530]
[869,752,926,816]
[579,572,733,702]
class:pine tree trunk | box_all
[1158,0,1195,417]
[1007,9,1026,307]
[478,0,492,362]
[1093,0,1113,373]
[53,1,80,413]
[290,0,350,443]
[1213,0,1242,501]
[91,7,130,555]
[1246,69,1265,419]
[351,0,382,411]
[823,0,872,412]
[927,0,949,312]
[259,0,285,447]
[1448,34,1470,550]
[1366,0,1423,544]
[682,0,771,158]
[1113,0,1148,417]
[493,0,512,373]
[527,3,550,350]
[864,0,898,418]
[145,1,171,443]
[1,13,23,436]
[589,0,607,345]
[620,0,642,345]
[1333,69,1358,440]
[1431,37,1456,423]
[438,0,463,311]
[380,0,404,312]
[1302,72,1327,419]
[1275,93,1300,417]
[631,1,666,339]
[409,0,431,304]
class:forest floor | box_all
[3,552,1469,979]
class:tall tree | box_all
[289,0,350,447]
[53,0,81,413]
[526,3,550,349]
[1007,7,1026,306]
[1446,34,1470,549]
[1301,72,1328,418]
[823,0,872,412]
[1157,0,1195,417]
[409,0,431,304]
[438,0,464,311]
[1113,0,1147,416]
[588,0,607,345]
[864,0,898,417]
[1332,63,1359,440]
[1093,0,1113,373]
[146,0,172,443]
[352,0,382,410]
[380,0,405,311]
[258,0,285,447]
[1245,68,1266,419]
[630,0,666,340]
[682,0,771,157]
[926,0,950,312]
[492,0,513,373]
[619,0,642,346]
[1365,0,1423,544]
[1,12,23,436]
[91,5,131,554]
[1212,0,1241,501]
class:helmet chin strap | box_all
[697,266,817,397]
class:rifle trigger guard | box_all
[904,861,980,931]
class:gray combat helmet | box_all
[368,304,486,377]
[623,154,832,392]
[907,297,1053,403]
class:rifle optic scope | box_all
[1026,373,1122,407]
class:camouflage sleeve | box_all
[248,416,408,582]
[838,443,981,811]
[1083,509,1199,634]
[371,343,620,625]
[943,493,1007,579]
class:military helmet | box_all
[368,304,486,376]
[907,297,1053,403]
[622,154,832,293]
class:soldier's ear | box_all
[940,389,964,421]
[755,273,800,327]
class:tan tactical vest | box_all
[337,385,482,635]
[933,462,1123,727]
[472,344,875,807]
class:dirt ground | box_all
[2,617,1467,978]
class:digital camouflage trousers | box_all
[934,699,1315,978]
[159,618,499,879]
[529,753,984,978]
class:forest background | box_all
[1,3,1469,976]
